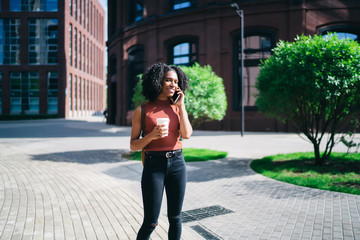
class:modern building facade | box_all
[0,0,106,119]
[107,0,360,131]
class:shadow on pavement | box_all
[30,148,257,183]
[185,158,254,182]
[30,149,129,164]
[0,119,131,138]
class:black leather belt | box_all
[145,149,182,159]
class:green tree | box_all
[132,63,227,128]
[256,34,360,165]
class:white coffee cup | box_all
[156,118,170,137]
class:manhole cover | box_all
[191,225,222,240]
[182,205,233,223]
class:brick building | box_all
[0,0,106,119]
[107,0,360,131]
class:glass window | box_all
[47,0,58,11]
[74,0,77,20]
[69,24,73,66]
[82,34,85,70]
[234,32,275,109]
[70,0,72,16]
[79,32,82,70]
[79,0,82,23]
[74,28,77,68]
[171,0,192,11]
[0,72,2,114]
[10,72,39,114]
[243,35,272,60]
[86,0,89,30]
[11,0,58,11]
[320,27,360,43]
[69,74,72,112]
[83,0,86,27]
[86,38,89,73]
[79,77,82,111]
[170,41,197,66]
[29,19,58,65]
[47,72,58,114]
[127,46,144,110]
[0,19,21,65]
[128,0,143,24]
[74,75,77,111]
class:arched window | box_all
[127,45,144,110]
[169,0,195,11]
[108,0,117,36]
[168,39,198,66]
[233,30,275,110]
[128,0,144,25]
[319,25,360,43]
[109,55,117,76]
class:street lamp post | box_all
[231,3,244,136]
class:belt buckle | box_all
[165,151,172,158]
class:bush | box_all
[131,63,227,128]
[256,34,360,164]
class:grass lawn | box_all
[122,148,228,162]
[250,152,360,195]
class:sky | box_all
[98,0,107,10]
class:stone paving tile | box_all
[0,118,359,239]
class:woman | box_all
[130,63,193,240]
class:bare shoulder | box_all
[133,106,142,121]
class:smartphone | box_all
[172,90,180,104]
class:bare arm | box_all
[130,106,167,151]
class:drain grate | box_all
[182,205,233,223]
[191,225,222,240]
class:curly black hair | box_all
[141,63,189,102]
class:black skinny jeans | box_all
[137,150,187,240]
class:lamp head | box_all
[230,3,240,10]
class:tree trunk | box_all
[313,142,324,165]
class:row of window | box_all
[0,18,58,65]
[0,71,58,114]
[128,0,193,24]
[0,0,57,12]
[69,0,104,43]
[0,71,104,115]
[120,27,360,110]
[69,24,104,78]
[68,73,104,114]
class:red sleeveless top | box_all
[143,99,183,151]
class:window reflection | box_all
[235,33,274,108]
[172,0,192,10]
[0,72,2,114]
[10,72,39,114]
[29,19,58,64]
[0,19,20,65]
[172,42,197,66]
[323,32,358,42]
[243,35,272,60]
[47,72,58,114]
[135,3,143,22]
[69,74,72,114]
[11,0,58,11]
[128,0,143,24]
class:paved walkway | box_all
[0,117,359,240]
